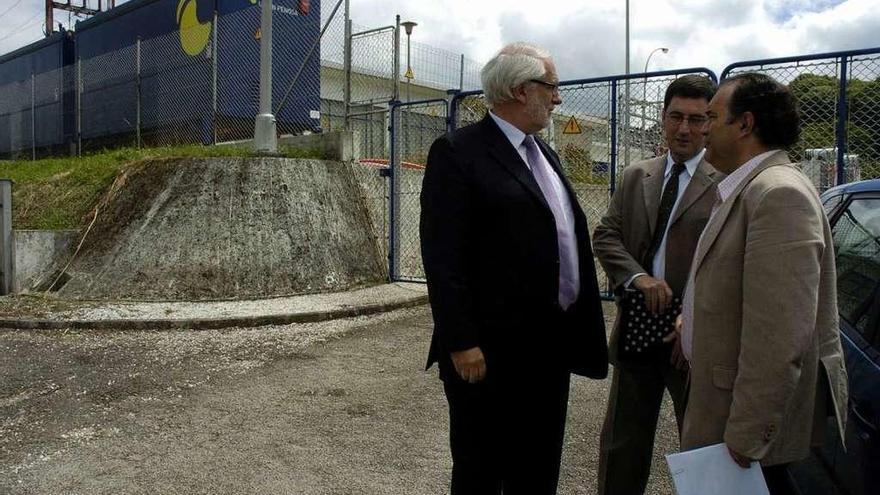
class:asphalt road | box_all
[0,303,679,494]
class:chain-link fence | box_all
[2,5,879,293]
[405,37,482,93]
[847,53,880,183]
[2,1,325,158]
[721,47,880,192]
[0,76,35,159]
[76,4,322,153]
[79,42,138,151]
[436,69,717,293]
[388,98,447,281]
[319,10,397,135]
[0,64,75,160]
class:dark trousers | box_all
[762,464,801,495]
[442,362,571,495]
[597,357,688,495]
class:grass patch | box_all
[0,293,86,319]
[0,144,324,230]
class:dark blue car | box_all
[793,178,880,495]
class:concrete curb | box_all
[0,294,428,331]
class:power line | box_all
[0,13,43,43]
[0,0,25,21]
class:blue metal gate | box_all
[425,68,719,296]
[721,47,880,191]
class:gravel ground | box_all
[0,301,679,494]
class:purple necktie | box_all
[523,135,579,309]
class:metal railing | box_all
[387,98,447,282]
[721,47,880,191]
[3,24,880,295]
[0,2,484,161]
[389,68,717,294]
[73,7,324,153]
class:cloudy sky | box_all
[1,0,878,81]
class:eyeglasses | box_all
[665,112,709,126]
[529,79,560,92]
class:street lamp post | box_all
[254,0,277,153]
[400,21,417,103]
[400,20,416,166]
[641,47,668,158]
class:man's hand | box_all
[668,334,689,371]
[451,347,486,384]
[662,314,688,370]
[632,275,673,314]
[727,445,753,468]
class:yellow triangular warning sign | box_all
[563,116,582,134]
[404,67,414,79]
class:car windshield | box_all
[833,198,880,340]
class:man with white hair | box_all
[420,42,608,494]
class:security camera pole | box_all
[254,0,278,153]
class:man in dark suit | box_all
[593,75,719,494]
[420,42,608,494]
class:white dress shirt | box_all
[488,110,581,307]
[681,150,779,362]
[488,111,531,170]
[626,149,705,287]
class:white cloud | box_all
[1,0,877,83]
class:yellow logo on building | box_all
[176,0,213,56]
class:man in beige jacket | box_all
[677,72,848,494]
[593,75,720,495]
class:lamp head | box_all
[401,21,417,35]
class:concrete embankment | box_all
[50,157,385,301]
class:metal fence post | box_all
[446,89,458,134]
[388,102,399,280]
[343,12,352,130]
[623,78,630,173]
[31,73,35,161]
[136,37,142,149]
[76,57,82,156]
[459,54,464,91]
[212,12,219,145]
[835,55,849,186]
[392,16,400,103]
[610,79,619,195]
[0,179,12,295]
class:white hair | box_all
[480,42,551,109]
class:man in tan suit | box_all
[677,73,848,495]
[593,75,720,495]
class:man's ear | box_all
[739,111,755,136]
[512,83,529,104]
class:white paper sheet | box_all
[666,443,770,495]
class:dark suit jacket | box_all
[592,155,721,363]
[419,115,608,380]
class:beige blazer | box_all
[593,155,721,363]
[681,150,848,465]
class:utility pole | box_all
[45,1,108,36]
